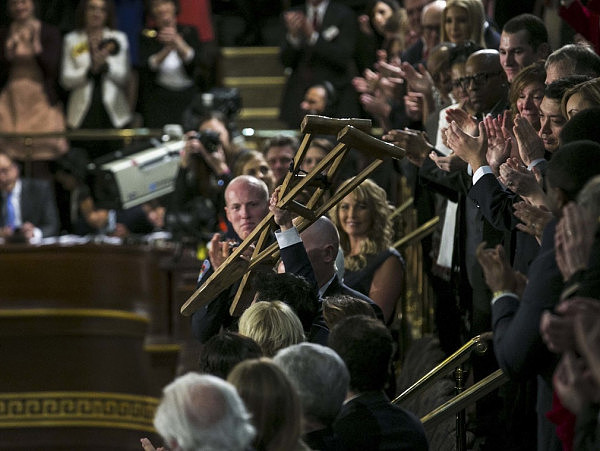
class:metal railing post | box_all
[454,367,467,451]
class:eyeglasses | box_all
[452,78,465,89]
[459,71,503,89]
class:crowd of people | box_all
[2,0,600,450]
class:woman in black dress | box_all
[330,178,404,323]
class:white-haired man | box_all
[141,373,255,451]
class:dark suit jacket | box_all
[333,391,428,451]
[401,39,425,66]
[468,172,541,274]
[190,259,240,343]
[279,1,359,127]
[492,219,563,451]
[280,240,384,321]
[1,178,60,237]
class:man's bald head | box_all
[467,49,503,73]
[465,50,507,113]
[301,216,339,251]
[300,217,340,287]
[224,176,269,240]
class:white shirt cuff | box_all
[286,33,302,48]
[29,227,43,244]
[473,165,493,185]
[491,291,519,306]
[275,227,302,249]
[527,158,545,171]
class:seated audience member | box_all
[60,0,132,161]
[274,342,350,451]
[329,178,404,323]
[0,152,59,242]
[263,135,298,186]
[544,43,600,85]
[270,187,385,321]
[322,294,377,329]
[560,77,600,120]
[328,316,428,450]
[0,0,67,175]
[559,107,600,145]
[476,140,600,450]
[233,150,276,194]
[253,271,319,337]
[499,14,550,83]
[138,0,201,128]
[190,175,270,343]
[227,358,307,451]
[238,301,305,357]
[52,150,156,237]
[141,373,255,451]
[197,331,262,379]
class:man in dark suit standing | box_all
[279,0,359,128]
[0,153,59,242]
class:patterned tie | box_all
[5,191,15,229]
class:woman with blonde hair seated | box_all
[238,301,305,357]
[329,178,404,323]
[228,358,308,451]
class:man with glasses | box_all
[402,0,445,65]
[461,49,509,119]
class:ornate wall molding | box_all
[0,392,158,433]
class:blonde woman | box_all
[329,178,404,323]
[238,301,305,357]
[440,0,497,49]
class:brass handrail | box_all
[392,332,493,406]
[389,197,414,220]
[393,216,440,251]
[0,128,163,140]
[420,369,509,429]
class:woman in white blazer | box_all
[60,0,132,159]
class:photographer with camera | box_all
[166,111,234,247]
